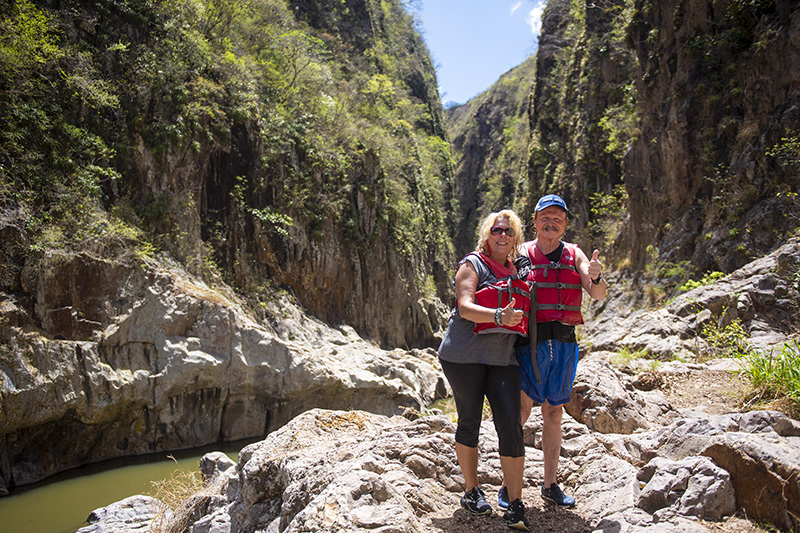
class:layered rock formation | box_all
[0,250,446,495]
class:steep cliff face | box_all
[445,56,536,257]
[525,0,637,258]
[524,0,799,279]
[214,0,454,347]
[0,0,453,350]
[195,0,450,347]
[625,0,800,272]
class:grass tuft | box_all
[737,339,800,418]
[147,456,206,533]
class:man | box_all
[498,193,606,510]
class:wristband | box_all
[592,272,603,284]
[494,307,503,326]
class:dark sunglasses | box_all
[490,226,515,236]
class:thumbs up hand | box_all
[588,249,603,281]
[500,297,523,326]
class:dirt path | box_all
[659,364,751,416]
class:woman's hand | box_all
[499,297,523,326]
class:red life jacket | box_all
[525,242,583,325]
[455,252,530,336]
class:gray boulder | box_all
[568,354,679,434]
[637,456,736,521]
[76,495,165,533]
[600,410,800,531]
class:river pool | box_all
[0,441,252,533]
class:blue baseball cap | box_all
[535,194,569,214]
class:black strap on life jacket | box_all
[530,265,581,313]
[529,283,540,383]
[530,262,577,277]
[537,303,582,312]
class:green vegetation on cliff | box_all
[0,0,454,346]
[626,0,799,277]
[526,0,637,247]
[522,0,798,298]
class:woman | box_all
[437,209,531,531]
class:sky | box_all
[414,0,547,106]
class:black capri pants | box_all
[439,359,525,458]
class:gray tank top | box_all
[437,254,520,366]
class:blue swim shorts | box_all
[516,339,579,406]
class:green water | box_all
[428,396,456,415]
[0,442,251,533]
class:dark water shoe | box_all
[503,498,530,531]
[460,486,492,515]
[541,483,576,507]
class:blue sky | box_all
[413,0,547,106]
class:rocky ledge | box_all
[585,237,800,359]
[79,395,800,532]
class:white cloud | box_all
[526,1,546,36]
[510,1,522,15]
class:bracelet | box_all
[494,307,503,326]
[592,272,603,284]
